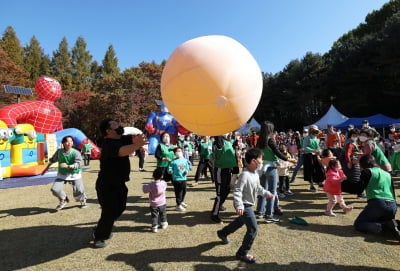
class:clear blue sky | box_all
[1,0,389,74]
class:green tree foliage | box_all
[51,37,73,91]
[1,0,399,135]
[24,36,49,81]
[255,0,400,131]
[0,26,24,67]
[71,36,93,91]
[255,52,326,131]
[102,45,119,77]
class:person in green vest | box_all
[81,139,92,166]
[155,132,175,182]
[255,121,296,223]
[193,136,214,186]
[354,154,399,240]
[210,134,238,223]
[359,129,392,173]
[303,125,325,191]
[41,135,86,210]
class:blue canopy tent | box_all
[335,114,399,129]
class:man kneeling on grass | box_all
[216,148,274,264]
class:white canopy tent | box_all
[236,117,261,135]
[305,105,349,130]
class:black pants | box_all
[94,183,127,241]
[303,153,325,184]
[279,176,290,193]
[194,159,214,182]
[83,153,91,166]
[158,167,172,182]
[136,148,145,169]
[172,180,187,206]
[211,168,231,216]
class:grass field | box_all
[0,155,399,271]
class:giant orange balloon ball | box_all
[161,35,263,136]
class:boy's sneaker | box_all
[236,253,257,264]
[94,240,106,248]
[217,230,230,244]
[256,214,265,219]
[56,197,69,211]
[343,206,353,214]
[80,200,87,209]
[325,210,336,217]
[211,215,222,223]
[161,222,168,229]
[285,190,295,196]
[265,216,280,223]
[152,226,158,233]
[278,193,286,199]
[175,205,186,212]
[181,202,188,208]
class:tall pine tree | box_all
[51,37,73,90]
[102,44,120,77]
[0,26,24,67]
[71,36,92,91]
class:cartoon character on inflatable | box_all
[145,100,189,154]
[0,76,100,178]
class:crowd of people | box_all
[43,118,400,263]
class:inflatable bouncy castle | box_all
[0,76,100,178]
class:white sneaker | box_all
[56,197,69,210]
[161,222,168,229]
[80,200,87,208]
[175,205,186,212]
[152,226,158,233]
[181,202,188,208]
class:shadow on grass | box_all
[106,241,234,270]
[106,242,398,271]
[0,206,55,218]
[0,223,94,271]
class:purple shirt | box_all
[143,180,167,207]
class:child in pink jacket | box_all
[143,168,168,232]
[323,159,353,216]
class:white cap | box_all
[123,127,143,135]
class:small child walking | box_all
[142,168,168,232]
[278,144,295,198]
[323,159,353,216]
[168,147,191,212]
[216,148,274,264]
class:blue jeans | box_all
[220,205,258,256]
[354,199,397,234]
[256,167,279,217]
[290,153,303,183]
